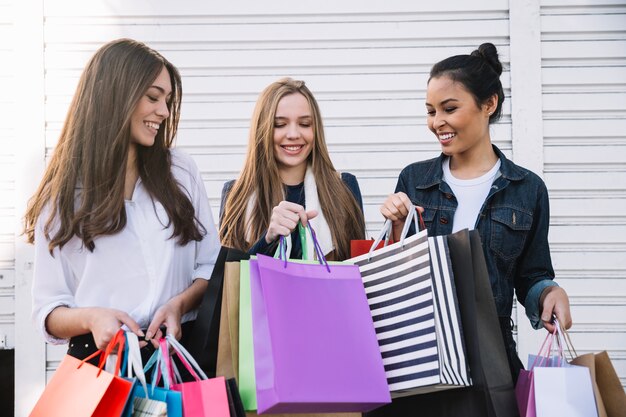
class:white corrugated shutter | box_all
[0,0,16,351]
[41,0,511,237]
[540,0,626,388]
[12,0,625,415]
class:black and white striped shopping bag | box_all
[350,228,470,397]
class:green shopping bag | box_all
[238,258,257,411]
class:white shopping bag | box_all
[533,365,598,417]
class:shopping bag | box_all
[235,248,363,417]
[534,366,597,417]
[516,325,562,417]
[121,333,167,417]
[250,223,390,413]
[518,320,598,417]
[121,333,182,417]
[448,230,517,416]
[350,239,394,258]
[250,224,390,414]
[131,398,167,417]
[188,245,229,377]
[217,248,250,380]
[165,336,231,417]
[558,324,624,417]
[239,257,258,410]
[349,205,470,396]
[366,229,517,417]
[594,351,626,417]
[30,329,133,417]
[570,354,607,417]
[225,377,247,417]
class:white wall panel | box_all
[0,0,16,352]
[40,3,513,233]
[541,0,626,387]
[10,0,625,413]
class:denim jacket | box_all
[396,145,558,334]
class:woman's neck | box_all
[448,139,498,180]
[279,164,307,186]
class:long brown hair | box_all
[220,78,365,260]
[25,38,204,252]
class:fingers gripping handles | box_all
[368,204,425,260]
[278,223,330,272]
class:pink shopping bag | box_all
[161,336,231,417]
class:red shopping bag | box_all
[30,330,133,417]
[350,239,393,258]
[351,210,425,258]
[162,336,231,417]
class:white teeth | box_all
[439,133,455,140]
[284,145,302,151]
[145,122,160,130]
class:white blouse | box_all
[32,149,220,344]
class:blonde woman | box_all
[220,78,365,261]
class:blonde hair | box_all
[220,77,365,259]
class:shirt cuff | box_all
[37,303,73,345]
[193,264,214,281]
[525,280,560,329]
[248,233,276,256]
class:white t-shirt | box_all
[32,149,220,344]
[443,157,502,233]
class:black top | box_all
[219,172,363,259]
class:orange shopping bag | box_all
[30,329,133,417]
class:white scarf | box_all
[245,166,334,259]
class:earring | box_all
[488,111,493,116]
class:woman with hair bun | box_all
[376,43,571,410]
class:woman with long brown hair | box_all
[25,38,220,361]
[220,77,365,260]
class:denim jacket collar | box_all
[413,144,528,190]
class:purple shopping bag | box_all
[249,250,391,414]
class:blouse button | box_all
[440,217,449,225]
[444,193,453,199]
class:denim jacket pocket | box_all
[489,207,532,260]
[420,206,437,231]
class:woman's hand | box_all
[86,307,143,350]
[266,201,318,243]
[144,279,208,347]
[540,286,572,333]
[146,298,183,348]
[380,192,423,241]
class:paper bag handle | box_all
[368,204,425,260]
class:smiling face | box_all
[425,75,495,158]
[272,92,315,184]
[130,66,172,148]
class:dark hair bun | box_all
[471,43,502,76]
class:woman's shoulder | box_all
[222,179,236,196]
[339,171,360,190]
[339,171,357,184]
[169,148,202,183]
[502,157,547,191]
[170,147,197,170]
